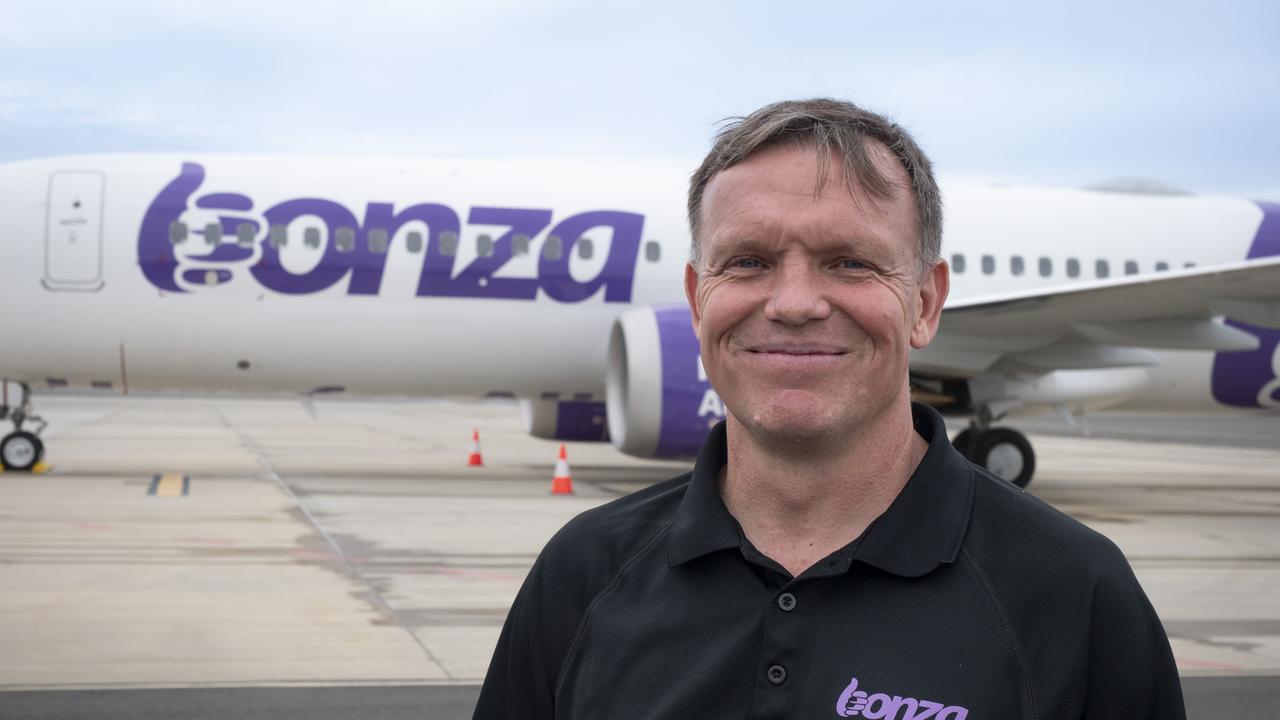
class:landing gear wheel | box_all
[1,431,43,472]
[970,428,1035,488]
[951,428,976,458]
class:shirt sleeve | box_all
[1082,556,1186,719]
[472,528,600,720]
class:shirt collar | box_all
[666,421,742,567]
[666,402,975,578]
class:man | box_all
[473,99,1185,719]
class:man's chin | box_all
[735,401,851,445]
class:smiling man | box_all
[685,122,946,578]
[473,99,1185,720]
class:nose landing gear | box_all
[2,382,47,472]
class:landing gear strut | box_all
[952,408,1036,488]
[2,382,47,472]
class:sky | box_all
[1,0,1276,198]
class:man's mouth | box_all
[745,344,848,356]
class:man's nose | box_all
[763,264,832,325]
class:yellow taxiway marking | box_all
[0,462,52,474]
[148,473,189,497]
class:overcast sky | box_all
[1,0,1276,197]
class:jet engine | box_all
[606,306,720,459]
[520,399,610,442]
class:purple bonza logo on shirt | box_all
[136,162,644,302]
[836,676,968,719]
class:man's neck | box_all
[718,402,929,578]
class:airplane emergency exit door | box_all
[44,171,105,291]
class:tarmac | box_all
[0,394,1276,718]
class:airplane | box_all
[0,154,1276,488]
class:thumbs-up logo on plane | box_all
[137,162,263,293]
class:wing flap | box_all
[1008,341,1161,370]
[1073,318,1259,351]
[1211,298,1280,330]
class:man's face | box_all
[686,143,948,443]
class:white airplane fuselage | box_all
[0,154,1276,455]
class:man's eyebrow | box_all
[701,223,786,261]
[705,235,764,258]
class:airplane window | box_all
[578,237,594,260]
[406,231,423,253]
[369,228,389,254]
[169,221,187,244]
[1124,260,1138,275]
[269,225,286,248]
[439,231,459,257]
[1155,261,1169,271]
[1184,261,1196,268]
[477,234,494,258]
[981,255,995,275]
[950,253,965,273]
[1095,259,1110,278]
[236,222,255,248]
[304,227,321,249]
[513,234,530,256]
[645,240,661,262]
[1011,256,1025,276]
[1067,258,1080,278]
[1039,257,1052,277]
[335,227,355,252]
[205,222,222,246]
[543,235,563,260]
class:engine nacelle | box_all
[1005,367,1151,414]
[520,399,610,442]
[957,367,1152,419]
[606,305,722,458]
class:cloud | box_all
[0,0,1275,195]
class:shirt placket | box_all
[740,541,858,718]
[748,574,806,719]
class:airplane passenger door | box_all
[44,171,106,291]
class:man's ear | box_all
[910,259,950,349]
[684,261,702,333]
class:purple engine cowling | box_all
[521,399,610,442]
[606,305,724,459]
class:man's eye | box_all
[837,259,866,269]
[734,258,763,269]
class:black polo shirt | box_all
[474,403,1185,719]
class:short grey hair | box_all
[687,98,942,274]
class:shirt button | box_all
[767,664,787,685]
[777,592,797,612]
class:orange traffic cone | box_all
[551,445,574,494]
[468,429,484,467]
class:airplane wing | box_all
[912,256,1280,377]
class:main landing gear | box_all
[1,382,47,472]
[952,418,1036,489]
